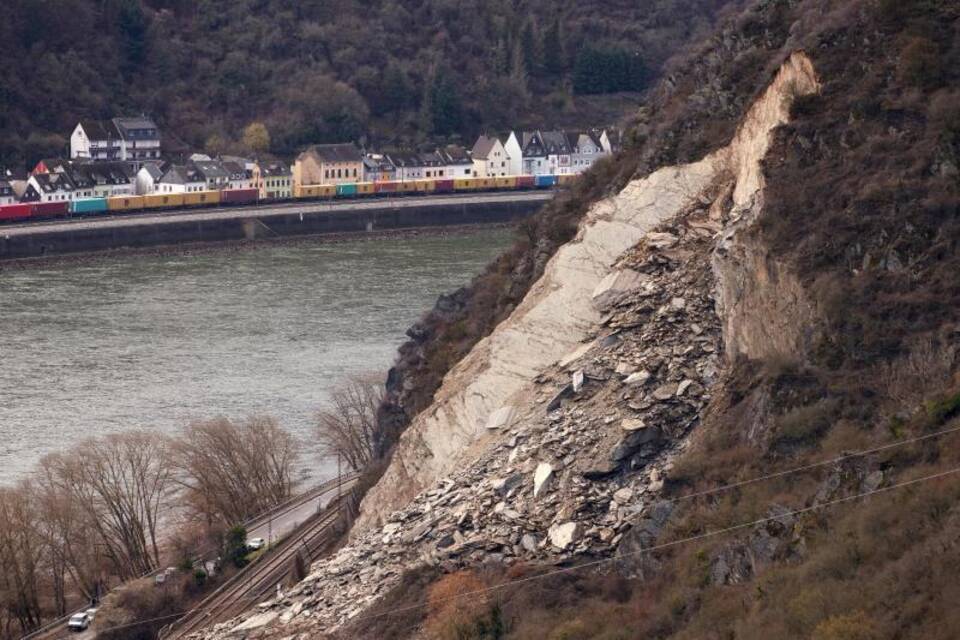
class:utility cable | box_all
[87,463,960,635]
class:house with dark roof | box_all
[253,161,292,199]
[70,117,161,167]
[505,131,549,176]
[22,172,80,203]
[385,151,426,181]
[566,131,606,173]
[157,164,207,193]
[76,162,136,197]
[191,160,230,189]
[471,135,510,178]
[221,160,253,190]
[362,154,397,183]
[293,143,363,188]
[136,162,165,195]
[438,145,474,178]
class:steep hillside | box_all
[182,0,960,638]
[0,0,738,166]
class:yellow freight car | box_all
[356,182,376,195]
[556,174,577,186]
[296,184,336,199]
[413,179,436,193]
[397,180,420,193]
[107,195,144,212]
[143,193,185,209]
[495,176,517,189]
[473,177,497,190]
[182,190,221,206]
[454,178,479,191]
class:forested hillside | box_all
[0,0,738,167]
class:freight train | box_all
[0,174,572,224]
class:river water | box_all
[0,227,513,486]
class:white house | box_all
[470,135,510,178]
[157,165,207,193]
[437,145,474,178]
[503,133,524,176]
[81,163,136,198]
[387,151,426,182]
[505,131,549,176]
[540,130,573,175]
[567,131,606,173]
[70,117,161,168]
[136,163,164,195]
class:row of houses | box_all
[294,129,620,187]
[0,155,292,204]
[0,115,622,205]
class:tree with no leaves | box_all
[171,416,299,526]
[39,432,172,580]
[314,374,383,472]
[0,484,45,635]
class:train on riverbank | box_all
[0,174,573,224]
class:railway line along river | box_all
[0,226,513,486]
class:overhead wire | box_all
[87,462,960,635]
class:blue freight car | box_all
[534,175,557,188]
[71,198,109,214]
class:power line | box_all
[50,429,960,636]
[658,423,960,506]
[346,464,960,624]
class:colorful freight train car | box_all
[0,174,567,224]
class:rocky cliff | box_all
[187,50,823,639]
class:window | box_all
[337,169,342,178]
[353,168,357,178]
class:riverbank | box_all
[0,191,547,262]
[0,222,517,272]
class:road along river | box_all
[0,226,513,486]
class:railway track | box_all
[20,474,358,640]
[162,486,355,640]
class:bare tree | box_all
[171,416,299,526]
[40,432,173,579]
[0,484,45,635]
[314,374,384,472]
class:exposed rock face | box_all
[187,52,820,640]
[357,51,820,532]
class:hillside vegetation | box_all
[349,0,960,637]
[0,0,738,166]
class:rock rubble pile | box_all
[191,202,729,640]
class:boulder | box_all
[548,522,582,550]
[621,418,646,432]
[624,370,651,385]
[533,463,555,498]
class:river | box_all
[0,227,513,486]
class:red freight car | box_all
[32,201,70,219]
[0,203,32,222]
[221,188,259,205]
[435,179,455,193]
[516,175,536,189]
[374,181,398,194]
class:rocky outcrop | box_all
[188,52,821,640]
[357,51,820,532]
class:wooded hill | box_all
[0,0,737,167]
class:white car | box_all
[247,537,266,550]
[67,612,90,631]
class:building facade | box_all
[293,143,363,189]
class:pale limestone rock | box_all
[548,522,582,550]
[485,405,516,431]
[533,463,554,498]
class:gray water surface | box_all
[0,228,513,486]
